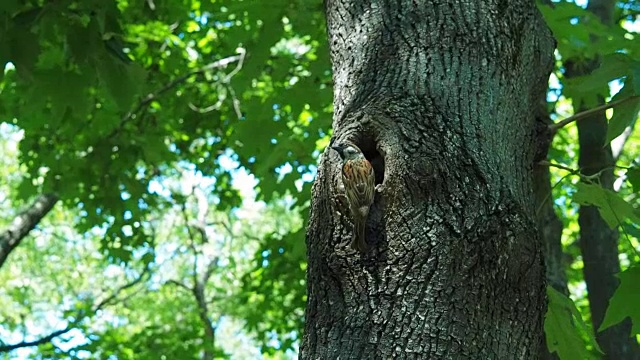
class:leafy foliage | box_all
[573,182,640,228]
[539,0,640,357]
[0,0,331,260]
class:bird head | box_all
[331,143,364,161]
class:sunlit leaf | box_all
[599,266,640,336]
[545,286,602,359]
[606,78,640,143]
[573,183,640,228]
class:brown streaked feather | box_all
[333,143,375,252]
[342,158,375,214]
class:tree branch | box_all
[0,266,150,353]
[92,266,150,312]
[0,194,59,269]
[549,95,640,132]
[0,326,74,353]
[537,160,627,182]
[167,279,192,292]
[122,53,245,122]
[538,160,580,174]
[180,200,200,279]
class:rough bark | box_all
[531,77,567,296]
[303,0,554,358]
[564,0,640,357]
[534,166,566,295]
[534,165,565,360]
[0,193,58,269]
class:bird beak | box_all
[331,144,344,158]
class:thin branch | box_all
[193,186,210,244]
[92,266,150,312]
[202,257,218,288]
[226,85,243,119]
[538,160,580,174]
[188,101,222,114]
[538,160,637,193]
[180,200,200,280]
[222,48,245,83]
[0,326,74,353]
[121,53,244,122]
[0,267,149,353]
[538,160,615,182]
[167,279,192,292]
[549,95,640,132]
[208,220,234,238]
[186,49,246,118]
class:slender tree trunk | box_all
[573,92,640,359]
[194,280,216,360]
[534,166,566,295]
[534,128,566,360]
[573,100,640,358]
[0,193,58,269]
[531,79,567,296]
[564,0,640,357]
[303,0,554,358]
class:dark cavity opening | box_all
[359,138,385,186]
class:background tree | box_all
[0,0,639,359]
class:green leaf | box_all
[67,20,101,63]
[574,54,634,94]
[545,286,603,359]
[96,57,145,112]
[573,182,640,228]
[6,22,40,78]
[606,79,640,143]
[32,69,93,120]
[0,0,19,14]
[599,266,640,336]
[633,65,640,94]
[627,168,640,193]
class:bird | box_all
[331,142,375,252]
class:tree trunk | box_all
[534,166,566,295]
[564,0,640,357]
[0,193,58,269]
[534,128,565,360]
[576,128,640,359]
[303,0,555,358]
[573,86,640,360]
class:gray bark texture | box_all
[303,0,555,359]
[0,193,58,269]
